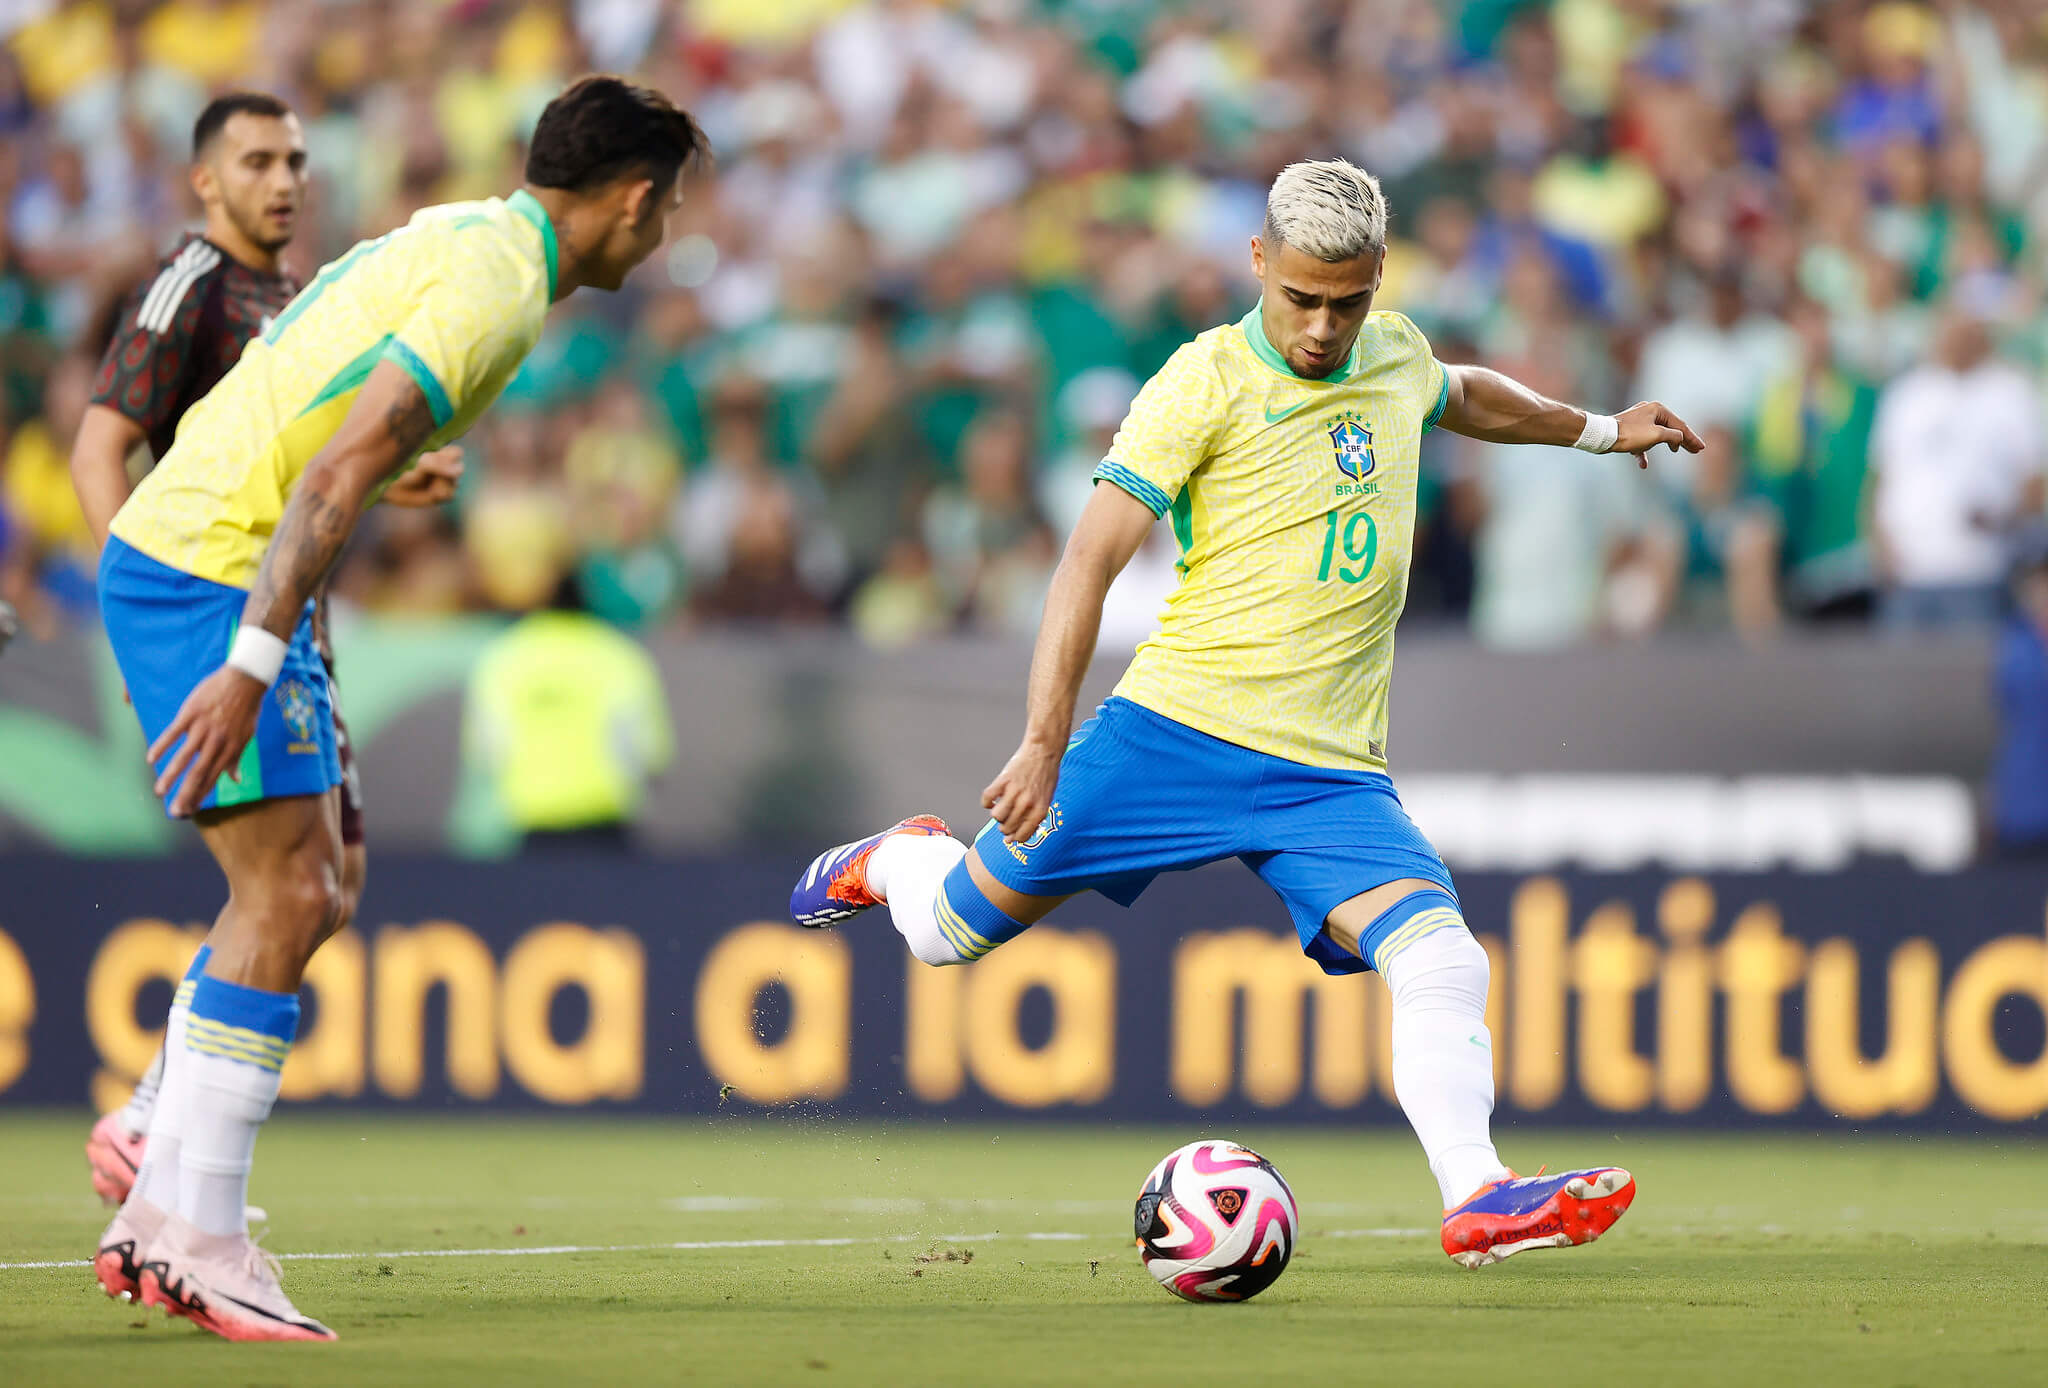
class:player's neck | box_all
[522,185,581,301]
[204,218,283,277]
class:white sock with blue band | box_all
[1366,896,1512,1208]
[869,834,1031,966]
[178,974,299,1237]
[129,945,211,1209]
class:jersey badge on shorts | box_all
[276,678,319,754]
[1330,412,1375,482]
[1005,805,1063,864]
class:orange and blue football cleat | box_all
[790,816,952,927]
[1440,1166,1636,1268]
[86,1112,145,1206]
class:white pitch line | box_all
[0,1225,1438,1274]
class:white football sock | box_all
[120,1043,167,1139]
[130,1002,192,1210]
[1382,925,1512,1208]
[178,1051,282,1238]
[866,832,969,966]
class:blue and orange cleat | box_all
[791,815,952,927]
[1440,1166,1636,1268]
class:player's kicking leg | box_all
[1323,881,1635,1268]
[101,793,342,1341]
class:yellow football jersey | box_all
[1095,304,1448,772]
[110,191,558,588]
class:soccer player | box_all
[71,91,463,1213]
[91,75,707,1341]
[794,159,1702,1270]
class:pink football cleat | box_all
[86,1112,145,1206]
[94,1196,168,1305]
[139,1213,336,1342]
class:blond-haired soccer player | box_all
[92,76,706,1341]
[794,158,1702,1271]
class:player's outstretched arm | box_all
[1436,363,1705,469]
[149,363,439,815]
[983,483,1155,843]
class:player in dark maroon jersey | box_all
[71,92,462,1204]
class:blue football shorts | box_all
[99,536,341,818]
[972,696,1457,975]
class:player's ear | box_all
[1249,235,1265,282]
[623,176,658,227]
[189,161,216,211]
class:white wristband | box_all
[1573,411,1620,454]
[227,626,288,686]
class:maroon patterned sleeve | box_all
[88,255,216,442]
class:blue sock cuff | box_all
[185,975,299,1071]
[1361,888,1464,973]
[935,858,1029,963]
[172,944,212,1012]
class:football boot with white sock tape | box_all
[790,815,951,926]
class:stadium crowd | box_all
[3,0,2048,650]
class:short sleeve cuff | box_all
[1092,459,1172,518]
[1422,362,1450,433]
[383,338,454,429]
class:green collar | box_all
[1239,302,1361,385]
[508,189,560,300]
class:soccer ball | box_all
[1133,1139,1300,1302]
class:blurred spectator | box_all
[0,351,93,634]
[1748,296,1880,618]
[923,402,1045,618]
[1467,342,1651,649]
[850,536,949,648]
[1870,301,2045,631]
[460,411,574,614]
[564,379,686,629]
[1633,269,1797,447]
[463,575,673,853]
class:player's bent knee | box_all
[922,858,1031,967]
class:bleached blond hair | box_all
[1263,159,1387,262]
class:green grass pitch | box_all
[3,1112,2046,1385]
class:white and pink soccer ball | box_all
[1133,1139,1300,1302]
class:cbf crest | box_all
[1005,804,1062,865]
[276,678,318,753]
[1330,411,1375,481]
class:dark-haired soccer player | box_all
[795,159,1703,1274]
[92,75,708,1342]
[73,92,464,1215]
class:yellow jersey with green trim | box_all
[108,190,559,588]
[1093,304,1448,772]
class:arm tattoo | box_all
[242,378,438,638]
[382,386,437,456]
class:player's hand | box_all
[383,446,464,507]
[982,737,1063,844]
[149,666,266,817]
[1613,401,1705,470]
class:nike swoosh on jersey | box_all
[1263,399,1314,424]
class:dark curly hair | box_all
[525,75,710,195]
